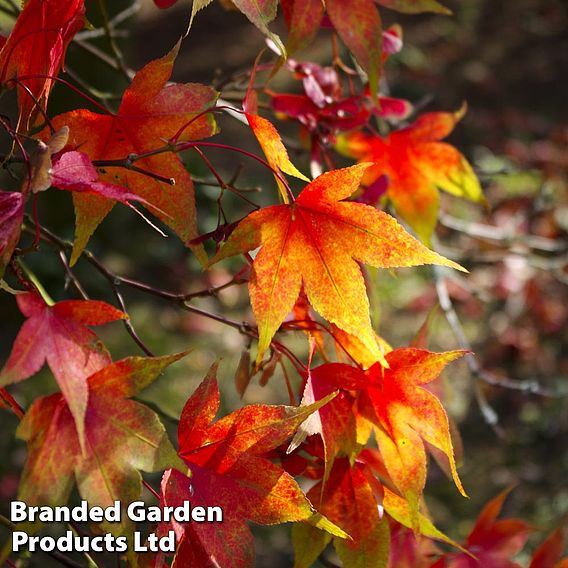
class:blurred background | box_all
[0,0,567,565]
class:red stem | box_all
[15,74,112,114]
[177,141,296,202]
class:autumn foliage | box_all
[0,1,566,567]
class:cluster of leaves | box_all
[0,1,566,567]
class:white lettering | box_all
[106,501,120,522]
[12,532,28,551]
[40,536,56,552]
[10,502,27,522]
[173,502,190,522]
[160,531,175,552]
[127,501,146,522]
[134,530,147,551]
[207,506,223,522]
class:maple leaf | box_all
[0,191,25,278]
[210,163,465,364]
[293,457,390,568]
[358,348,468,520]
[337,106,486,243]
[281,0,324,54]
[272,65,411,135]
[0,292,126,448]
[243,57,309,202]
[161,364,345,568]
[326,0,383,99]
[50,151,155,206]
[0,0,85,131]
[46,43,219,265]
[16,354,185,536]
[530,525,568,568]
[433,489,533,568]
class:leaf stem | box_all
[0,388,25,419]
[177,141,296,202]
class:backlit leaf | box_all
[210,164,465,363]
[0,292,126,447]
[45,44,219,264]
[0,0,85,131]
[16,354,185,536]
[162,365,340,567]
[337,106,486,243]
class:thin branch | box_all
[433,265,505,437]
[75,2,141,41]
[59,250,89,299]
[95,0,131,80]
[24,220,306,372]
[439,212,568,253]
[73,37,133,78]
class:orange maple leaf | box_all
[337,106,486,243]
[46,44,219,264]
[210,163,465,364]
[243,55,309,203]
[358,348,468,522]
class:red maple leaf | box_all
[432,489,533,568]
[0,0,85,131]
[161,364,343,568]
[0,292,126,447]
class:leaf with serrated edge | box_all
[162,365,340,568]
[210,164,465,364]
[16,354,186,538]
[43,44,219,264]
[337,106,485,244]
[1,292,126,448]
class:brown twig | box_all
[23,220,305,372]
